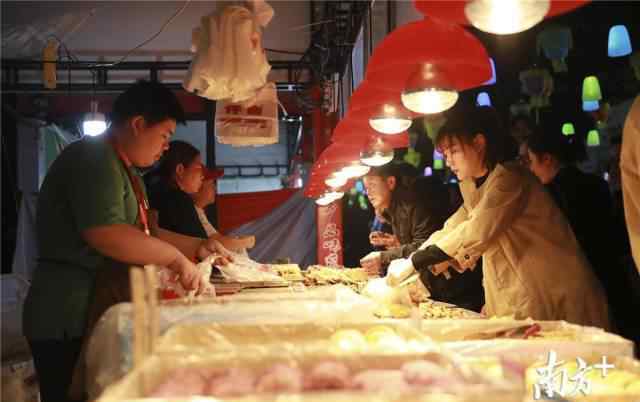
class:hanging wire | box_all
[89,0,191,68]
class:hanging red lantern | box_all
[332,117,410,149]
[365,18,491,97]
[348,81,417,134]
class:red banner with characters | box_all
[316,202,343,266]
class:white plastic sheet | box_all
[84,286,376,399]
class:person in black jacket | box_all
[526,127,640,345]
[360,163,484,311]
[149,140,254,252]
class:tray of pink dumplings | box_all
[96,350,525,402]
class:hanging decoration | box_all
[587,129,601,147]
[519,67,553,122]
[433,150,445,170]
[476,92,492,107]
[423,113,448,141]
[562,122,576,136]
[608,25,633,58]
[582,76,602,102]
[537,26,573,72]
[583,100,600,112]
[404,148,422,168]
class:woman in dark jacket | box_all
[526,127,640,344]
[149,140,254,252]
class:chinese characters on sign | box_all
[534,351,615,399]
[316,202,343,266]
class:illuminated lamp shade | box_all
[465,0,550,35]
[433,159,444,170]
[365,19,492,94]
[361,150,393,167]
[339,163,371,179]
[476,92,492,107]
[562,122,575,136]
[587,129,600,147]
[424,167,433,176]
[608,25,632,58]
[360,137,394,166]
[582,76,602,102]
[83,101,107,136]
[325,174,348,189]
[401,64,459,115]
[315,191,345,206]
[483,58,497,85]
[583,100,600,112]
[369,104,413,135]
[413,0,589,25]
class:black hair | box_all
[367,162,419,179]
[157,140,201,186]
[111,80,186,127]
[367,163,419,188]
[526,120,584,165]
[435,105,509,171]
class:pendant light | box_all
[476,92,492,107]
[401,64,459,115]
[325,174,348,189]
[583,100,600,112]
[608,25,632,58]
[562,122,575,136]
[83,100,107,136]
[587,129,600,147]
[339,163,371,179]
[360,138,394,167]
[582,76,602,102]
[368,104,413,135]
[464,0,550,35]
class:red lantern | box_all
[365,18,491,93]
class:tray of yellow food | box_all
[303,266,369,291]
[154,322,432,356]
[271,264,305,282]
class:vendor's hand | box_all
[168,254,202,294]
[430,260,453,276]
[222,235,255,252]
[360,251,382,277]
[386,258,415,287]
[198,238,233,264]
[237,235,256,249]
[369,232,400,248]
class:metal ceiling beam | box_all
[1,59,313,93]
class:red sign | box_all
[316,202,343,266]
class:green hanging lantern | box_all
[404,148,422,168]
[433,159,444,170]
[562,122,575,136]
[423,114,447,140]
[587,130,600,147]
[582,76,602,102]
[358,194,368,210]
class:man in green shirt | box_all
[23,81,225,402]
